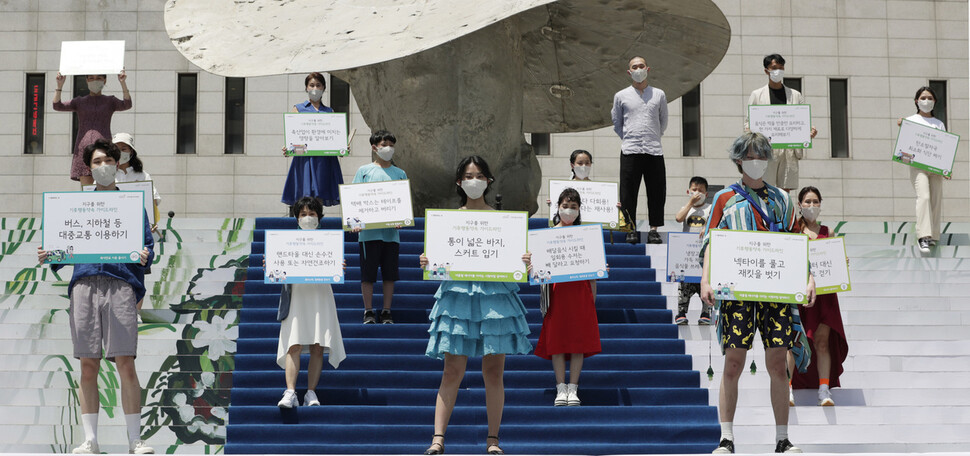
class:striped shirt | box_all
[699,181,797,264]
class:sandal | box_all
[424,434,445,455]
[486,435,503,455]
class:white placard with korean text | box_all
[547,180,619,229]
[892,119,959,178]
[528,224,608,285]
[283,113,349,157]
[338,180,414,230]
[423,209,528,282]
[666,232,704,283]
[42,191,144,264]
[83,180,155,226]
[748,104,813,149]
[709,229,809,304]
[59,40,126,75]
[264,230,344,284]
[809,237,852,295]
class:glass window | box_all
[530,133,550,155]
[681,84,701,157]
[829,79,849,158]
[929,80,947,129]
[224,77,245,154]
[330,74,351,132]
[177,73,198,154]
[783,77,802,93]
[24,73,45,154]
[71,75,90,151]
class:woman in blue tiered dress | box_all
[281,72,343,210]
[420,156,532,456]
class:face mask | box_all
[87,80,105,93]
[918,99,935,113]
[573,165,590,179]
[630,68,648,83]
[298,216,318,230]
[92,164,117,186]
[119,151,131,165]
[461,179,488,200]
[376,146,395,161]
[768,69,784,83]
[741,159,768,180]
[801,206,820,222]
[691,191,706,206]
[308,89,324,102]
[558,208,579,224]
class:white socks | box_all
[126,413,142,443]
[720,421,734,441]
[776,424,789,442]
[81,413,98,444]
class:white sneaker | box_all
[789,387,795,406]
[277,389,298,409]
[818,385,835,406]
[304,390,321,406]
[566,383,581,406]
[554,383,567,406]
[72,440,99,454]
[129,440,155,454]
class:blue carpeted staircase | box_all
[227,217,718,454]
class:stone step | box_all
[689,353,970,373]
[667,295,970,312]
[0,387,230,406]
[0,443,219,454]
[685,338,970,357]
[727,423,969,453]
[0,423,225,447]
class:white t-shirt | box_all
[906,113,946,131]
[683,202,711,233]
[116,168,162,203]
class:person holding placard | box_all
[896,86,949,253]
[53,71,132,185]
[281,72,343,208]
[699,132,815,455]
[569,149,593,180]
[530,188,601,406]
[611,56,668,245]
[789,187,848,407]
[113,133,162,227]
[673,176,712,325]
[352,130,407,324]
[419,156,532,455]
[275,197,346,409]
[37,139,154,454]
[744,54,817,191]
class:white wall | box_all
[0,0,966,223]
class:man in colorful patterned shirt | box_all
[699,132,816,454]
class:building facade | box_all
[0,0,967,223]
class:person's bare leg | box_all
[765,347,790,425]
[115,356,142,415]
[551,354,566,384]
[814,324,832,381]
[382,282,394,310]
[284,344,302,391]
[569,354,584,384]
[431,354,468,448]
[719,348,746,423]
[361,282,374,311]
[78,357,101,414]
[482,354,506,451]
[307,344,324,390]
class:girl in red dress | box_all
[791,186,849,406]
[531,188,602,406]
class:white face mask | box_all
[119,151,131,165]
[691,191,706,206]
[461,179,488,200]
[630,68,648,83]
[558,208,579,224]
[741,159,768,180]
[308,89,324,102]
[918,99,935,114]
[298,216,318,230]
[376,146,395,161]
[768,69,784,83]
[92,164,117,186]
[800,206,820,222]
[572,165,590,179]
[87,80,105,93]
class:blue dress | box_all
[281,101,343,206]
[425,281,533,359]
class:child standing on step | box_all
[672,176,713,325]
[789,186,848,407]
[276,197,346,408]
[420,156,533,455]
[530,188,602,406]
[352,130,407,324]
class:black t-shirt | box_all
[769,86,787,105]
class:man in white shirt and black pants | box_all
[611,56,668,244]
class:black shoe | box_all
[424,434,444,455]
[918,237,932,253]
[774,438,801,453]
[712,438,734,454]
[363,310,376,324]
[380,308,394,324]
[647,229,663,244]
[626,231,641,244]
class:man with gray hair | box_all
[698,132,816,454]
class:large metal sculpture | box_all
[165,0,730,212]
